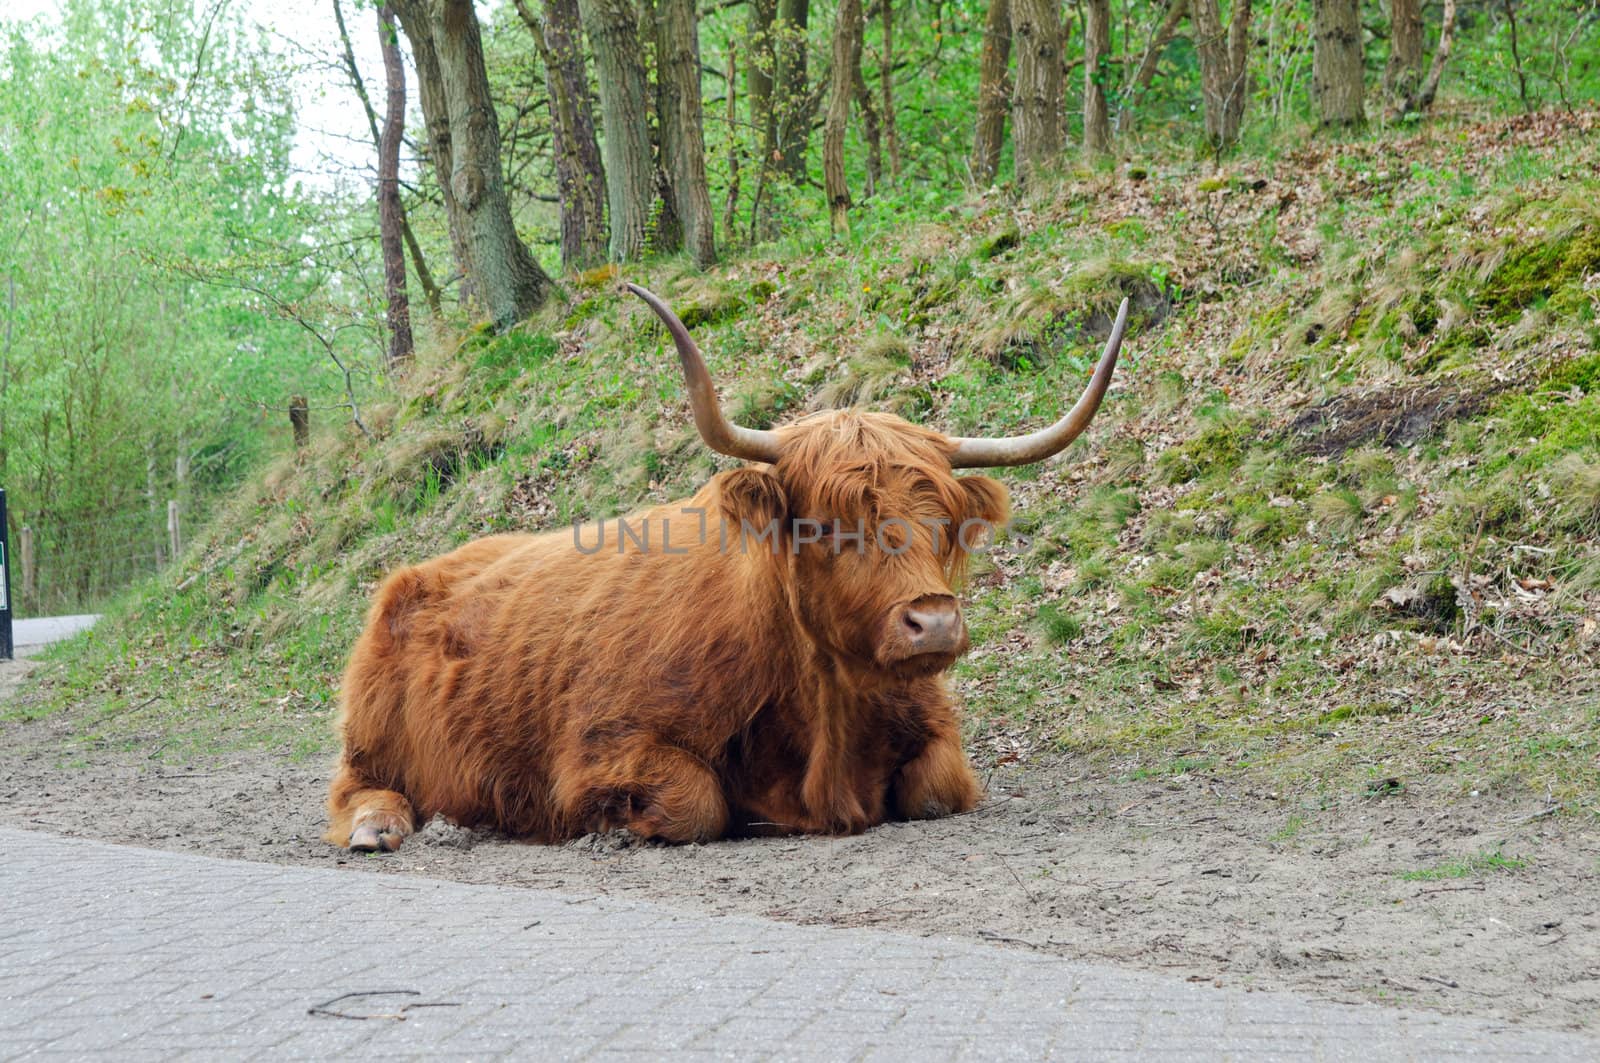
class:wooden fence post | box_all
[290,395,310,449]
[19,525,33,600]
[1,489,12,659]
[167,500,181,560]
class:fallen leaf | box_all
[1377,585,1423,610]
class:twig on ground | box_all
[977,929,1045,949]
[950,796,1017,819]
[307,989,461,1021]
[94,695,161,724]
[997,854,1038,905]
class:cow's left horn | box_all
[948,296,1129,469]
[628,283,782,464]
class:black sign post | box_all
[0,488,12,660]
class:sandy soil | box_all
[1,670,1595,1032]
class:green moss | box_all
[1106,217,1149,243]
[1414,324,1490,374]
[1406,290,1441,336]
[1224,301,1292,366]
[913,276,961,312]
[678,291,748,328]
[976,224,1022,260]
[1541,354,1600,394]
[1481,223,1600,322]
[1155,416,1257,485]
[1440,482,1525,537]
[562,297,604,330]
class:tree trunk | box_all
[1383,0,1423,110]
[1119,0,1187,131]
[640,0,683,257]
[1501,0,1530,113]
[656,0,717,267]
[880,0,900,179]
[392,0,477,304]
[970,0,1011,186]
[723,45,743,238]
[376,5,413,366]
[823,0,864,235]
[401,223,443,318]
[580,0,654,262]
[1312,0,1366,129]
[1082,0,1112,157]
[514,0,608,271]
[1010,0,1064,184]
[854,59,882,198]
[1191,0,1252,151]
[430,0,555,328]
[772,0,811,180]
[1401,0,1455,114]
[340,0,441,316]
[748,0,776,160]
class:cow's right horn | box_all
[628,283,782,464]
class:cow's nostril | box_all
[883,600,968,665]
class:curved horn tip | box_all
[945,295,1132,470]
[623,280,782,464]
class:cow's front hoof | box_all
[348,823,405,853]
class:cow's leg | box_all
[558,741,728,843]
[626,748,729,843]
[892,732,981,820]
[325,762,416,853]
[799,702,870,834]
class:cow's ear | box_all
[716,467,789,534]
[958,475,1010,528]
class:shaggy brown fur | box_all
[326,411,1009,849]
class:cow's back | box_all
[335,533,560,829]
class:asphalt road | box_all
[6,614,99,657]
[1,827,1595,1061]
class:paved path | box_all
[7,615,99,658]
[2,829,1595,1061]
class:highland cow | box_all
[326,285,1128,851]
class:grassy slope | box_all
[12,109,1600,807]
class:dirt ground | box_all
[1,657,1595,1032]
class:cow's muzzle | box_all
[878,595,969,670]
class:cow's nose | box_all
[898,597,966,656]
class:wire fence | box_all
[13,501,185,617]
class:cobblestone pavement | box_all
[6,615,99,658]
[1,828,1594,1061]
